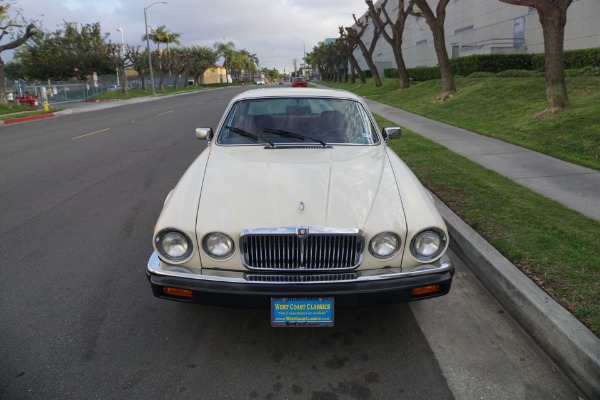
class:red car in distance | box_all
[292,77,307,87]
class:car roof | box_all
[231,87,363,102]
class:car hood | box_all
[196,145,406,233]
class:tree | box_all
[337,27,366,85]
[346,12,383,87]
[500,0,572,112]
[187,45,218,85]
[0,2,38,103]
[366,0,414,90]
[143,25,167,54]
[142,25,181,89]
[213,40,235,82]
[169,47,189,89]
[162,30,181,54]
[125,44,150,91]
[331,39,347,83]
[338,38,358,84]
[19,21,113,81]
[238,49,258,82]
[306,42,328,80]
[106,42,127,94]
[411,0,455,99]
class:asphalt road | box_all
[0,86,583,399]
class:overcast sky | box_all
[14,0,369,73]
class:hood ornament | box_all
[298,201,305,211]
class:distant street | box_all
[0,86,581,399]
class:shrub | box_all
[385,68,399,78]
[467,72,497,78]
[450,54,534,75]
[565,66,600,76]
[496,69,544,77]
[408,66,441,81]
[532,47,600,70]
[564,47,600,69]
[382,48,599,81]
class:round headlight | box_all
[202,232,235,259]
[155,229,193,262]
[369,232,401,259]
[411,229,447,261]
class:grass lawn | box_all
[318,77,599,335]
[90,82,238,101]
[0,103,46,120]
[321,77,600,171]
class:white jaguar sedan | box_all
[147,88,454,326]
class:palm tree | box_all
[214,40,235,81]
[238,49,257,81]
[142,25,181,55]
[142,26,182,87]
[142,25,168,55]
[163,31,181,55]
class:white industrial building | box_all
[352,0,600,74]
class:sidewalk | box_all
[364,99,600,222]
[362,97,600,398]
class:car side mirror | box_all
[382,127,401,142]
[195,128,213,141]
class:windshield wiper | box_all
[262,128,327,147]
[225,126,274,147]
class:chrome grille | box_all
[240,227,364,271]
[246,273,359,283]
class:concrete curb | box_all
[434,195,600,399]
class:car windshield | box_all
[216,97,381,146]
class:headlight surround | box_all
[369,232,401,259]
[202,232,235,259]
[410,228,447,261]
[155,229,193,262]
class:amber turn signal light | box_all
[411,285,440,297]
[163,287,193,298]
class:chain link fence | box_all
[6,74,188,105]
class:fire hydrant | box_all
[43,100,49,112]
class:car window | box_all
[217,97,380,146]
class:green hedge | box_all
[532,47,600,70]
[389,48,600,81]
[451,54,534,75]
[385,68,399,78]
[407,66,441,81]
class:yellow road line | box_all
[72,128,111,140]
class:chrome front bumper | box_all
[146,252,454,307]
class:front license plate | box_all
[271,297,334,327]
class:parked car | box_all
[256,79,265,85]
[147,88,454,326]
[291,77,307,87]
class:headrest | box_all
[286,106,311,115]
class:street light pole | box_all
[116,27,126,88]
[144,1,167,96]
[294,38,306,75]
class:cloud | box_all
[11,0,368,72]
